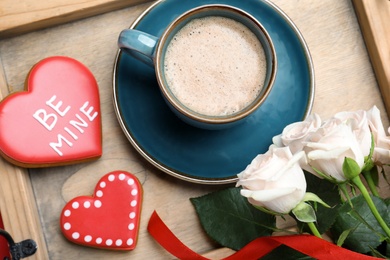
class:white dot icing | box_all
[127,238,133,246]
[127,178,134,185]
[84,201,91,208]
[64,209,71,217]
[129,212,136,219]
[130,200,137,207]
[106,239,113,246]
[96,237,102,244]
[119,173,125,180]
[100,181,106,188]
[64,223,71,230]
[84,235,92,242]
[72,232,80,239]
[108,174,115,182]
[94,200,102,208]
[131,189,138,196]
[116,239,123,246]
[72,202,79,209]
[96,190,103,197]
[128,223,135,230]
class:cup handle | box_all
[118,29,158,67]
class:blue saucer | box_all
[113,0,314,184]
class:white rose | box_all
[303,118,365,182]
[236,146,307,214]
[333,109,371,157]
[272,113,321,154]
[366,106,390,164]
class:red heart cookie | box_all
[0,56,101,167]
[60,171,143,250]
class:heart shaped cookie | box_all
[60,171,143,250]
[0,56,101,167]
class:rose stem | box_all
[338,183,353,207]
[307,222,322,239]
[362,171,379,197]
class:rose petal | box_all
[241,188,296,202]
[307,147,349,160]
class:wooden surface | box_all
[352,0,390,117]
[0,0,388,259]
[0,0,151,39]
[0,55,48,259]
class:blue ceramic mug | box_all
[118,4,277,130]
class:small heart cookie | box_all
[0,56,102,167]
[60,171,143,250]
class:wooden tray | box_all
[352,0,390,116]
[0,1,388,259]
[0,0,151,38]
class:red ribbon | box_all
[147,210,381,260]
[0,212,10,259]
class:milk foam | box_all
[164,16,267,117]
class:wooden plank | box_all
[0,0,151,39]
[352,0,390,117]
[0,59,48,259]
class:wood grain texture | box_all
[352,0,390,117]
[0,62,48,259]
[0,0,151,38]
[0,0,389,259]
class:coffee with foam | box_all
[164,16,267,117]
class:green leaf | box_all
[302,192,331,208]
[362,133,375,172]
[343,157,361,180]
[260,245,314,260]
[330,195,389,253]
[387,242,390,258]
[292,202,316,223]
[297,171,341,234]
[336,228,353,247]
[190,187,275,251]
[369,244,388,258]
